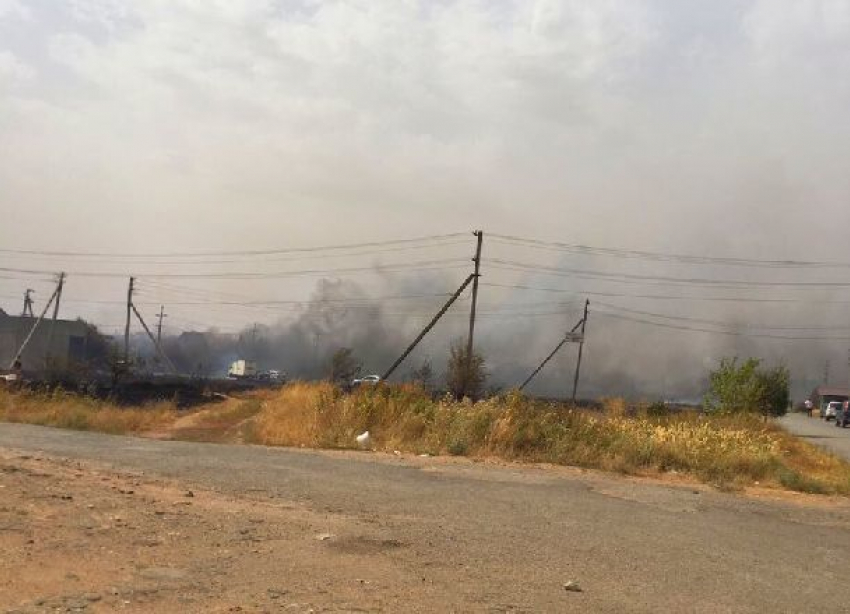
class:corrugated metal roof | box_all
[813,386,850,397]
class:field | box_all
[2,382,850,495]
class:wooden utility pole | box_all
[124,277,135,363]
[51,273,65,321]
[44,272,65,367]
[571,299,590,402]
[383,273,476,381]
[21,289,34,317]
[155,305,167,344]
[464,230,483,396]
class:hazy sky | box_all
[2,1,850,396]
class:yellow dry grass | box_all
[3,382,849,495]
[249,382,850,495]
[0,386,178,435]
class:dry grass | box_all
[3,382,849,496]
[0,387,178,435]
[250,382,850,495]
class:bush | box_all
[704,357,789,417]
[328,347,362,385]
[445,339,487,400]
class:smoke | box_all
[135,261,839,402]
[4,2,850,401]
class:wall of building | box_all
[0,313,88,371]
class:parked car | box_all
[836,402,850,428]
[823,401,842,421]
[351,374,381,389]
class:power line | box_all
[594,310,850,341]
[0,238,471,266]
[481,282,850,304]
[0,258,468,280]
[594,301,850,332]
[0,233,467,259]
[489,234,850,269]
[488,259,850,289]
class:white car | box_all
[823,401,842,421]
[351,374,381,388]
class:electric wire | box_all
[489,234,850,269]
[0,258,469,279]
[595,310,850,341]
[481,282,850,304]
[488,259,850,289]
[0,233,468,259]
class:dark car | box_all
[836,401,850,428]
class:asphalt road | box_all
[781,412,850,461]
[2,423,850,613]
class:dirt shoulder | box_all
[3,423,850,612]
[1,450,448,613]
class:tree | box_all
[445,339,487,400]
[409,359,435,392]
[704,357,789,417]
[328,347,362,385]
[758,364,790,418]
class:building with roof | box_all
[0,310,89,372]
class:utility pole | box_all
[21,289,35,317]
[824,359,830,386]
[51,273,65,321]
[571,299,590,403]
[464,230,483,397]
[155,305,167,345]
[44,272,65,368]
[124,277,135,364]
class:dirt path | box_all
[2,423,850,613]
[143,397,257,443]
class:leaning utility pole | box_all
[155,305,167,345]
[21,289,35,317]
[464,230,483,396]
[8,276,62,369]
[124,277,135,363]
[382,273,476,381]
[571,300,590,402]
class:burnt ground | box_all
[2,423,850,613]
